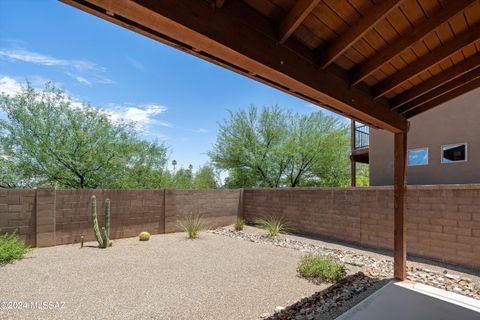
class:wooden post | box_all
[394,131,407,280]
[351,120,356,187]
[351,161,356,187]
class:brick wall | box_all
[165,189,241,233]
[243,185,480,269]
[0,188,241,248]
[55,189,165,246]
[0,189,36,246]
[1,186,478,268]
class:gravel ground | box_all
[0,231,363,320]
[211,226,480,300]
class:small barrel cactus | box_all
[90,195,111,248]
[139,231,150,241]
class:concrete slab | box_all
[337,281,480,320]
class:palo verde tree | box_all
[210,105,353,187]
[0,83,167,189]
[193,165,218,189]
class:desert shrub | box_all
[256,216,289,237]
[234,218,245,231]
[297,254,346,283]
[177,213,207,239]
[0,232,30,264]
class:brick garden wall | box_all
[1,186,479,268]
[54,189,165,246]
[0,189,36,246]
[0,188,241,248]
[164,189,242,233]
[242,185,480,269]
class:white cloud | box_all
[66,72,92,86]
[0,76,22,96]
[105,104,172,140]
[0,49,63,66]
[90,74,115,84]
[158,121,174,128]
[191,128,208,133]
[0,48,114,85]
[0,74,170,140]
[75,76,91,86]
[0,49,100,71]
[126,56,145,72]
[124,105,166,124]
[107,104,168,127]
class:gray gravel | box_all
[211,226,480,300]
[0,231,356,320]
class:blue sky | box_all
[0,0,345,170]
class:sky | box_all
[0,0,346,170]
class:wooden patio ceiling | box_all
[61,0,480,281]
[61,0,479,133]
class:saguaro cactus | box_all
[90,195,111,248]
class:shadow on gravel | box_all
[264,272,391,320]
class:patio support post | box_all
[350,120,356,187]
[394,131,407,280]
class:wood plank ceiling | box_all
[246,0,480,116]
[61,0,480,133]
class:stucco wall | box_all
[369,87,480,186]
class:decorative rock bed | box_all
[210,228,480,302]
[261,272,383,320]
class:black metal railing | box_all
[354,124,369,150]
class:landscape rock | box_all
[210,227,480,304]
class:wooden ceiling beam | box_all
[405,77,480,118]
[279,0,321,44]
[215,0,225,8]
[60,0,408,132]
[319,0,403,69]
[391,54,480,109]
[350,0,477,86]
[373,25,480,99]
[398,69,480,114]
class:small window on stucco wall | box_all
[442,143,467,163]
[408,148,429,166]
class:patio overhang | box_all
[60,0,480,281]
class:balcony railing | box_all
[354,124,369,150]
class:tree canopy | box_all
[0,83,168,189]
[210,105,360,187]
[0,84,366,190]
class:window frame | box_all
[407,147,429,167]
[441,143,468,164]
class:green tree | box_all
[355,163,370,187]
[193,165,218,189]
[223,168,258,188]
[210,105,350,188]
[306,124,351,187]
[0,155,27,188]
[173,167,193,189]
[0,83,167,189]
[209,105,289,187]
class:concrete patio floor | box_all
[0,232,356,320]
[337,280,480,320]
